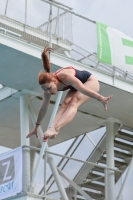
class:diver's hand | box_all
[26,127,38,138]
[98,95,113,111]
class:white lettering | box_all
[2,161,11,181]
[106,27,133,71]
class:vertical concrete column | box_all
[20,93,30,192]
[98,118,122,200]
[106,121,115,200]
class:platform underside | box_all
[0,43,133,149]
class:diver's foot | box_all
[42,127,59,142]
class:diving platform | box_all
[0,31,133,148]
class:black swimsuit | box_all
[54,66,92,91]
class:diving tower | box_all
[0,1,133,200]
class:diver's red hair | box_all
[38,71,54,84]
[38,47,54,85]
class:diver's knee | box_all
[69,97,79,107]
[60,101,68,109]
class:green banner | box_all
[96,22,133,72]
[96,22,111,64]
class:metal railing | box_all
[22,144,123,200]
[0,0,73,44]
[0,0,133,83]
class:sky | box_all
[0,0,133,199]
[57,0,133,37]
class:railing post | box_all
[104,168,108,199]
[24,0,27,32]
[30,150,36,193]
[44,151,47,197]
[62,14,64,40]
[54,7,60,38]
[4,0,9,16]
[49,0,52,48]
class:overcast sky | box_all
[57,0,133,37]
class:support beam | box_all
[47,153,68,200]
[117,156,133,200]
[47,91,63,128]
[20,93,29,146]
[58,168,93,200]
[98,118,122,200]
[20,93,30,192]
[106,121,115,200]
[28,93,68,200]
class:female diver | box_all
[26,47,113,142]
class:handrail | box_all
[22,145,122,173]
[41,0,95,23]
